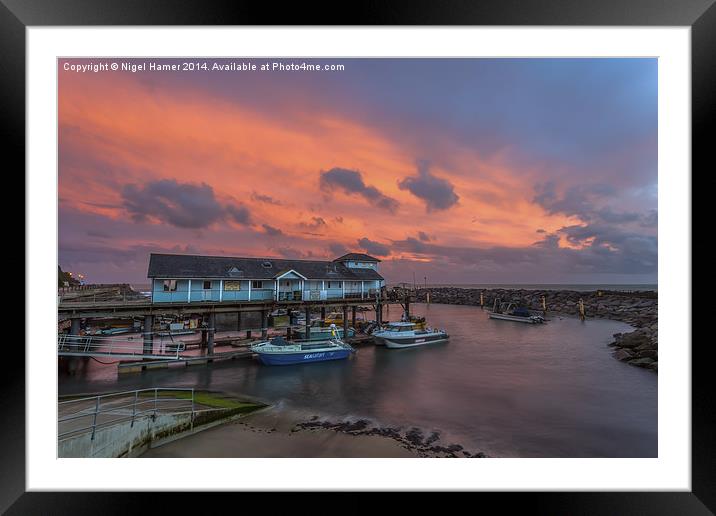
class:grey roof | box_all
[333,253,381,263]
[147,253,384,281]
[345,267,384,281]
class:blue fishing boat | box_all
[250,326,355,366]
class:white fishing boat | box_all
[488,302,545,324]
[372,322,449,349]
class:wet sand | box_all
[141,406,418,458]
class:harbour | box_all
[58,299,657,458]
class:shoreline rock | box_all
[293,418,488,458]
[405,287,658,373]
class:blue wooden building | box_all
[147,252,384,304]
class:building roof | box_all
[147,253,384,281]
[333,252,381,263]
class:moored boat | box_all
[250,326,355,365]
[293,325,355,340]
[372,322,449,349]
[488,302,545,324]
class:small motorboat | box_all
[293,324,355,341]
[250,325,355,365]
[488,301,545,324]
[372,322,449,349]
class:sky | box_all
[58,58,657,285]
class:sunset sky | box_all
[58,58,657,285]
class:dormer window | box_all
[262,261,273,268]
[228,266,243,277]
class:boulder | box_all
[628,357,655,367]
[613,349,634,361]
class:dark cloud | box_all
[226,204,252,225]
[390,226,656,276]
[328,242,349,256]
[417,231,432,242]
[398,160,459,212]
[251,192,283,205]
[261,224,283,236]
[121,179,252,228]
[357,237,391,257]
[533,181,655,230]
[299,217,327,231]
[320,167,400,213]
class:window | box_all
[261,261,272,268]
[326,281,343,289]
[163,280,177,292]
[252,280,263,289]
[203,281,212,290]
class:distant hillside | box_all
[58,265,80,288]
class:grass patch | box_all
[141,390,265,411]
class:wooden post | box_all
[480,291,484,309]
[343,305,349,337]
[541,295,547,315]
[426,291,431,304]
[70,318,82,352]
[143,315,153,356]
[320,306,326,320]
[578,298,585,321]
[351,305,357,328]
[261,310,268,339]
[305,307,311,341]
[207,312,215,355]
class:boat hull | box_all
[488,312,543,324]
[377,333,449,349]
[255,348,351,365]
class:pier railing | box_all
[58,387,196,442]
[58,333,186,359]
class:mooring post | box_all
[320,306,326,320]
[343,305,349,336]
[305,307,311,340]
[351,305,357,328]
[579,298,586,321]
[207,312,215,355]
[480,291,484,309]
[261,310,269,339]
[143,314,154,356]
[541,295,547,315]
[236,311,242,331]
[70,318,82,351]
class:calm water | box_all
[58,303,657,457]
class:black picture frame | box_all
[5,0,711,512]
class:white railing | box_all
[58,334,186,359]
[58,387,195,441]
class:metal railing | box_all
[58,387,195,441]
[58,334,186,359]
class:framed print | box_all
[5,0,712,512]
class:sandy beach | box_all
[141,406,420,458]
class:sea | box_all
[58,303,657,458]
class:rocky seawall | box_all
[408,287,658,372]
